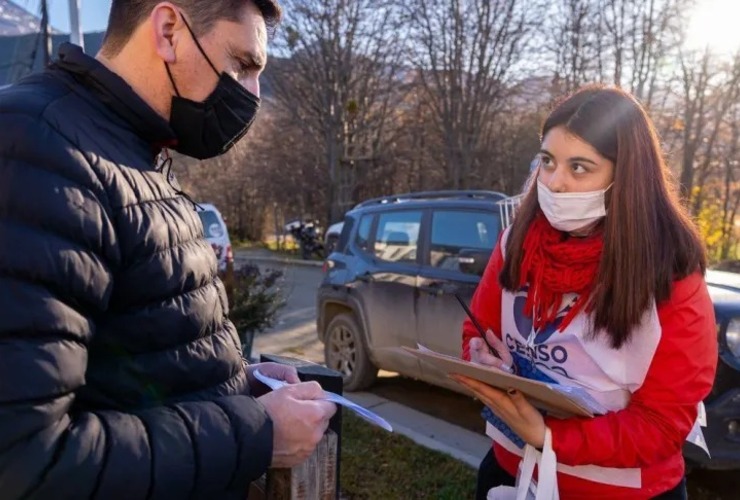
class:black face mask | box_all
[165,16,260,160]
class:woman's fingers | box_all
[469,337,483,356]
[477,351,508,369]
[451,375,508,405]
[470,338,499,366]
[506,388,544,422]
[470,336,513,372]
[451,375,521,417]
[450,375,546,449]
[485,330,514,366]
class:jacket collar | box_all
[53,43,177,149]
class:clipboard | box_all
[402,346,595,419]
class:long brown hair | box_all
[500,85,706,349]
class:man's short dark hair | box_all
[102,0,282,56]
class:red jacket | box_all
[462,239,717,499]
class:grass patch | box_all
[233,240,300,251]
[232,240,266,249]
[264,240,300,252]
[340,412,477,499]
[234,240,325,261]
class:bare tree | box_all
[484,96,545,194]
[674,49,713,202]
[597,0,693,106]
[672,49,740,210]
[255,106,327,224]
[720,105,740,260]
[628,0,691,105]
[600,0,628,86]
[266,0,408,224]
[550,0,599,93]
[691,59,740,215]
[173,110,288,241]
[403,0,543,189]
[384,81,449,193]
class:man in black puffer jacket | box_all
[0,1,337,498]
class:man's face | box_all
[172,2,267,100]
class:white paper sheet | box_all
[253,369,393,432]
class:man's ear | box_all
[151,3,182,64]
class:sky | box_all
[13,0,112,33]
[11,0,740,54]
[684,0,740,54]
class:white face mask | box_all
[537,179,611,232]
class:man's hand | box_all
[469,330,514,373]
[246,362,301,390]
[257,381,337,468]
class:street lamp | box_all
[68,0,84,51]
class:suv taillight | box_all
[322,260,335,273]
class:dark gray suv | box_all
[317,191,506,393]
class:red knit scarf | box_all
[518,213,604,332]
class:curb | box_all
[389,420,487,469]
[344,392,490,469]
[234,254,324,268]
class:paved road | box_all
[234,249,738,498]
[235,253,326,363]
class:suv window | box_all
[430,210,499,270]
[355,215,373,253]
[336,218,354,253]
[374,211,422,263]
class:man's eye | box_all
[230,59,248,76]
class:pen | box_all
[454,293,503,360]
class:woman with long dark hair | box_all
[456,85,717,499]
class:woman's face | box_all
[537,126,615,193]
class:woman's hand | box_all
[469,329,514,373]
[451,374,546,449]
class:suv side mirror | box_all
[458,249,491,276]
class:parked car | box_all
[196,203,233,272]
[686,269,740,469]
[317,190,506,393]
[316,190,740,470]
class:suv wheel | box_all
[324,313,377,391]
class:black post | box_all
[40,0,51,67]
[259,354,343,499]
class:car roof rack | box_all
[353,190,509,209]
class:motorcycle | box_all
[284,220,325,260]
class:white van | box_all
[196,203,233,272]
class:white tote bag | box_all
[487,428,559,500]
